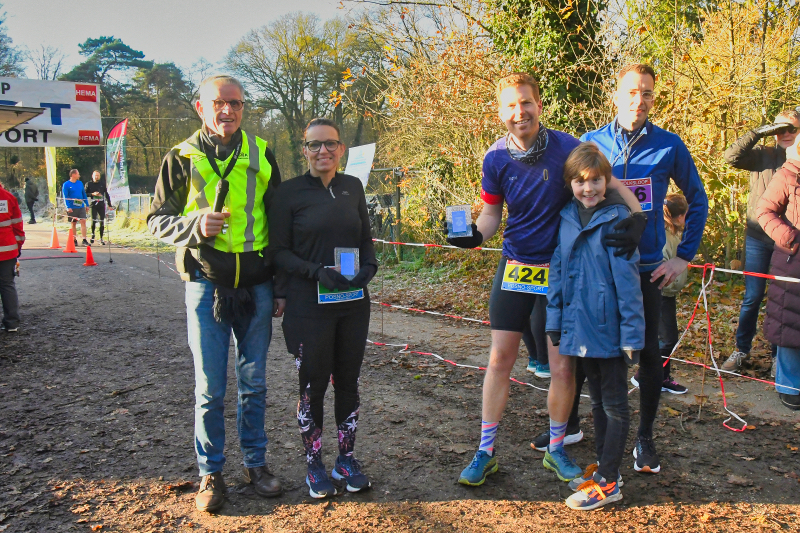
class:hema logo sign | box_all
[75,84,97,102]
[78,130,101,145]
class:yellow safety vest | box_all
[176,130,272,253]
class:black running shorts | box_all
[488,255,548,332]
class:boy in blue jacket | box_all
[546,143,645,510]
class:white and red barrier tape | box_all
[373,238,502,252]
[366,339,592,397]
[375,237,800,284]
[372,301,490,325]
[687,263,800,283]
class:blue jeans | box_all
[185,279,273,476]
[736,236,773,353]
[776,346,800,396]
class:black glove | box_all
[604,211,647,260]
[349,264,377,288]
[754,123,795,137]
[546,331,561,347]
[446,223,483,248]
[623,349,641,365]
[315,267,351,291]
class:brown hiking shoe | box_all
[721,351,748,372]
[195,472,225,512]
[244,465,282,497]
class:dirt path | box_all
[0,224,798,532]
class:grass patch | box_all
[54,212,172,254]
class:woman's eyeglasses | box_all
[304,140,342,152]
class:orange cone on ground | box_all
[48,227,61,249]
[63,228,77,253]
[83,245,97,266]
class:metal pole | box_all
[394,168,402,261]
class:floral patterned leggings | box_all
[282,305,370,464]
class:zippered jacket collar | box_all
[560,202,624,232]
[304,170,341,189]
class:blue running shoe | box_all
[534,362,551,379]
[458,450,498,486]
[306,459,337,499]
[332,455,371,492]
[543,446,582,481]
[568,463,623,491]
[565,473,622,510]
[526,360,537,373]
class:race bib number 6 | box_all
[501,260,549,295]
[622,177,652,211]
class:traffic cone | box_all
[63,228,77,253]
[83,245,97,266]
[48,227,61,249]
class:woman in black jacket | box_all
[269,118,377,498]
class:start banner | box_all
[0,78,102,147]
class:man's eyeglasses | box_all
[304,140,342,152]
[209,99,244,111]
[628,90,655,102]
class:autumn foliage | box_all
[353,0,800,265]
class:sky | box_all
[4,0,352,76]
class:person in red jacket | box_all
[757,132,800,411]
[0,183,24,332]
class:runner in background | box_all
[448,73,646,487]
[85,171,112,245]
[24,178,38,224]
[62,169,89,247]
[523,305,550,377]
[581,63,708,474]
[269,118,378,499]
[722,109,800,376]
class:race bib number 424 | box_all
[501,260,549,294]
[622,177,652,211]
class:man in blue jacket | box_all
[581,63,708,474]
[62,169,90,247]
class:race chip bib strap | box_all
[501,260,549,294]
[622,177,653,211]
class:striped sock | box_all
[478,421,498,454]
[549,419,568,452]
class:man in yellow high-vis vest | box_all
[147,75,283,513]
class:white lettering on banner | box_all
[0,200,7,213]
[0,78,102,147]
